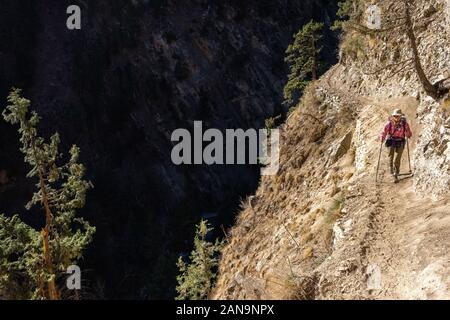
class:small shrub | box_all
[175,219,223,300]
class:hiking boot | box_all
[393,174,399,183]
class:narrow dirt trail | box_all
[311,69,450,298]
[315,82,450,299]
[373,180,450,299]
[355,96,450,299]
[212,72,450,299]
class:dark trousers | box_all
[389,144,404,175]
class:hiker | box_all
[380,109,412,183]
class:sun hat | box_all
[392,109,403,117]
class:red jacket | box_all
[380,119,412,142]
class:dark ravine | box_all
[0,0,338,298]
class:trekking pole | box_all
[375,140,383,183]
[406,137,412,174]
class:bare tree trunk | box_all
[39,172,59,300]
[30,137,59,300]
[404,0,439,99]
[311,35,317,80]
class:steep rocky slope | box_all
[213,0,450,299]
[0,1,338,298]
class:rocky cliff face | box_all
[0,0,338,298]
[213,0,450,299]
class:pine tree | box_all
[332,0,365,31]
[0,88,95,300]
[175,219,223,300]
[284,20,325,106]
